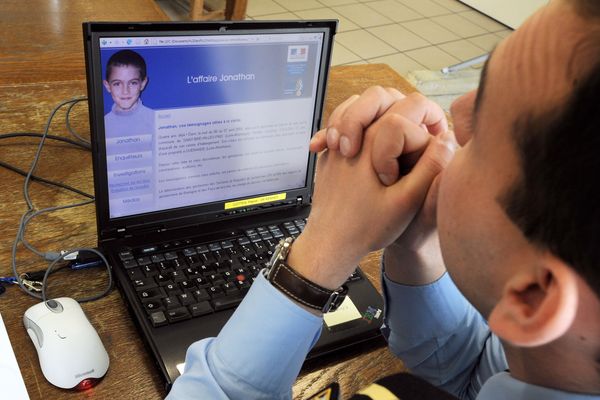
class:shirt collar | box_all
[478,372,600,400]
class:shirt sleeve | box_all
[166,272,323,400]
[381,268,508,399]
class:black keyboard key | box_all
[123,259,138,269]
[260,232,273,240]
[142,264,159,277]
[208,243,222,252]
[191,288,211,302]
[222,270,236,282]
[183,248,197,257]
[199,252,215,264]
[151,254,165,263]
[133,278,157,291]
[189,302,213,317]
[208,286,225,299]
[180,280,193,291]
[119,250,134,261]
[184,267,201,279]
[238,237,250,246]
[192,277,210,288]
[221,240,234,249]
[127,268,144,281]
[157,261,174,274]
[170,270,185,282]
[166,307,191,323]
[165,283,183,296]
[141,246,159,254]
[138,287,165,301]
[163,296,181,309]
[143,300,163,314]
[164,251,178,260]
[149,311,167,327]
[213,250,229,263]
[156,273,173,286]
[172,258,186,270]
[186,255,201,267]
[137,256,152,266]
[212,295,244,311]
[222,282,239,295]
[196,245,209,254]
[236,280,251,294]
[178,293,195,306]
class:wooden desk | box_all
[0,2,416,398]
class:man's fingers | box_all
[336,86,405,157]
[386,92,448,135]
[388,130,458,212]
[368,113,430,185]
[309,129,327,153]
[324,94,360,151]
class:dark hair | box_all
[501,61,600,299]
[105,50,147,81]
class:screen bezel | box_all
[83,21,336,240]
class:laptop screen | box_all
[97,31,325,219]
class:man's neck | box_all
[504,341,600,394]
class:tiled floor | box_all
[156,0,513,78]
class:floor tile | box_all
[368,52,426,77]
[333,3,393,27]
[331,42,362,65]
[396,0,452,17]
[368,24,430,51]
[459,10,508,32]
[252,12,299,20]
[274,0,323,12]
[437,39,486,61]
[431,14,488,38]
[318,0,359,6]
[364,0,423,22]
[495,29,513,38]
[430,0,471,12]
[405,46,460,70]
[401,19,460,44]
[335,30,396,59]
[246,0,287,16]
[466,33,502,52]
[294,8,360,32]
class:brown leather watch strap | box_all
[268,259,348,313]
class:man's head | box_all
[439,0,600,391]
[103,50,148,112]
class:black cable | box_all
[0,132,91,150]
[0,159,94,199]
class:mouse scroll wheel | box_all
[45,299,64,313]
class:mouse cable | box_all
[20,199,95,261]
[0,159,94,199]
[65,100,91,146]
[11,96,112,303]
[0,132,91,150]
[12,198,113,302]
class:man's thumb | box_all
[390,130,458,207]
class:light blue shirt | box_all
[167,270,599,400]
[104,100,154,138]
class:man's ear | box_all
[141,77,148,91]
[488,253,579,347]
[103,80,111,93]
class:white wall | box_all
[459,0,548,29]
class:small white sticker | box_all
[323,296,362,327]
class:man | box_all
[168,0,600,398]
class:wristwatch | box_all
[265,237,348,313]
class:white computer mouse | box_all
[23,297,109,389]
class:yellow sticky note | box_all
[323,296,362,327]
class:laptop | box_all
[83,20,384,391]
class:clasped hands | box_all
[287,87,458,291]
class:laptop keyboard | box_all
[117,218,363,327]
